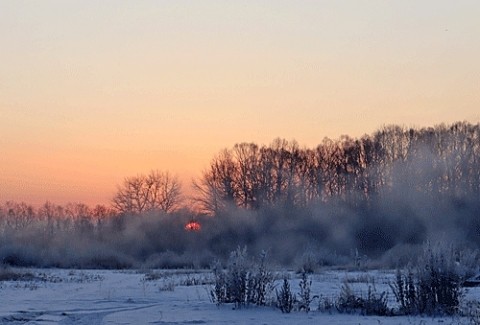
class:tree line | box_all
[1,121,479,268]
[1,121,479,223]
[194,121,480,215]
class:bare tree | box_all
[192,122,480,213]
[192,150,236,215]
[1,201,36,230]
[65,202,94,234]
[38,201,64,236]
[112,170,182,214]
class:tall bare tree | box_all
[193,122,480,214]
[192,150,236,215]
[0,201,36,230]
[112,170,182,214]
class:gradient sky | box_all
[1,1,479,206]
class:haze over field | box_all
[1,1,480,205]
[0,122,479,269]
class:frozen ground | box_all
[0,268,478,324]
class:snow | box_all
[0,268,478,324]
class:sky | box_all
[1,1,479,206]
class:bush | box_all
[390,268,417,315]
[317,295,336,314]
[336,281,390,316]
[297,269,312,312]
[247,250,274,306]
[226,247,249,308]
[336,282,363,314]
[276,277,295,313]
[210,247,274,308]
[363,285,390,316]
[415,249,462,316]
[390,243,466,316]
[211,260,228,305]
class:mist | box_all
[1,122,479,269]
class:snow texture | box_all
[0,268,477,324]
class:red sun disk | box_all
[185,221,201,231]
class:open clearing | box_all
[0,268,478,324]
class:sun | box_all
[185,220,201,232]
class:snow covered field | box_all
[0,268,479,324]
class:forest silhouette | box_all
[1,121,479,269]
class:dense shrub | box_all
[297,270,313,312]
[247,251,273,306]
[390,268,417,315]
[390,244,468,316]
[210,247,274,308]
[336,281,390,316]
[276,277,295,313]
[211,260,228,305]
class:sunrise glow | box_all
[1,1,479,206]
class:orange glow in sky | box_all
[1,1,479,206]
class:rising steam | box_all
[1,122,479,269]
